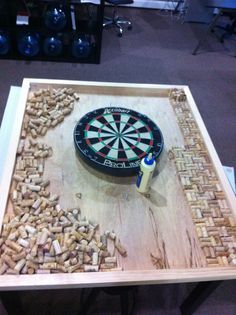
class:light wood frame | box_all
[0,78,235,291]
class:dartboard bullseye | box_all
[73,107,164,176]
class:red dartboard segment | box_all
[74,107,164,176]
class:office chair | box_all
[103,0,133,37]
[220,14,236,42]
[192,0,236,55]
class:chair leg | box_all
[220,19,236,42]
[103,286,137,315]
[121,287,136,315]
[192,10,223,55]
[103,6,132,36]
[115,19,132,36]
[114,22,123,36]
[113,7,118,20]
[79,288,100,315]
[117,20,132,27]
[103,18,114,27]
[173,0,184,14]
[120,290,129,315]
[79,286,137,315]
[180,281,222,315]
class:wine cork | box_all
[14,259,26,273]
[2,255,16,269]
[52,240,62,256]
[5,240,22,253]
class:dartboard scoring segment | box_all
[73,107,164,176]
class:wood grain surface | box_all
[41,87,206,270]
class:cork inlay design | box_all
[169,89,236,267]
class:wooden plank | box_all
[0,86,22,180]
[0,80,30,230]
[0,267,236,291]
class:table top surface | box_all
[0,79,235,290]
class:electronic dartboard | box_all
[73,107,164,176]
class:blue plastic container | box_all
[72,35,92,58]
[43,37,63,56]
[18,32,40,57]
[44,7,67,31]
[0,31,10,55]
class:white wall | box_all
[128,0,178,10]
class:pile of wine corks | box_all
[0,87,127,275]
[23,87,79,139]
[169,88,236,267]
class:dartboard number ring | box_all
[74,107,164,176]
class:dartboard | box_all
[73,107,164,176]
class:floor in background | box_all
[0,7,236,315]
[0,8,235,171]
[1,281,236,314]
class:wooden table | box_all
[0,79,235,313]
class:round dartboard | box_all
[73,107,164,176]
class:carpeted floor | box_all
[0,6,236,315]
[1,281,236,314]
[0,7,236,169]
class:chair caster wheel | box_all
[128,25,132,30]
[118,31,122,37]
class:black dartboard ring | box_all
[73,107,164,176]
